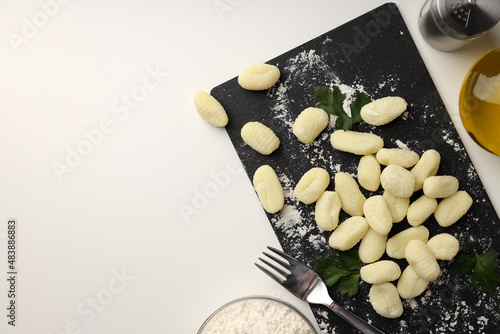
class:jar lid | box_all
[436,0,500,38]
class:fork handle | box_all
[329,303,385,334]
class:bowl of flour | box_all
[198,296,318,334]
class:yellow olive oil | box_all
[459,47,500,156]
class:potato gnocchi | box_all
[293,107,329,144]
[406,195,438,227]
[423,175,459,199]
[360,96,407,126]
[382,191,409,223]
[397,265,429,300]
[427,233,459,260]
[405,239,441,282]
[315,191,342,231]
[434,190,473,227]
[358,155,381,192]
[294,167,330,204]
[193,90,229,127]
[334,172,366,216]
[360,260,401,284]
[376,148,419,168]
[240,122,280,155]
[252,165,284,214]
[369,282,404,319]
[328,216,369,251]
[411,149,441,191]
[238,63,280,90]
[386,226,429,259]
[359,228,387,264]
[363,195,393,236]
[330,130,384,155]
[380,164,415,198]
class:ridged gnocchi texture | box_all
[405,239,441,282]
[328,216,369,251]
[292,107,329,143]
[252,165,284,214]
[363,195,393,235]
[427,233,459,260]
[358,155,381,192]
[411,149,441,191]
[315,191,342,231]
[369,282,404,318]
[330,130,384,155]
[386,226,429,259]
[237,63,280,90]
[376,148,419,168]
[240,122,280,155]
[360,96,407,126]
[382,191,410,223]
[434,191,473,227]
[294,167,330,204]
[380,164,415,198]
[193,90,229,127]
[397,265,429,299]
[360,260,401,284]
[359,228,387,264]
[423,175,459,198]
[406,195,438,227]
[334,172,366,216]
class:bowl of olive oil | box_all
[459,47,500,156]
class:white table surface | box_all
[1,1,499,333]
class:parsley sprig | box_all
[451,249,500,294]
[311,250,361,297]
[315,85,371,131]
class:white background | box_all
[0,1,499,333]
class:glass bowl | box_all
[198,296,318,334]
[459,47,500,156]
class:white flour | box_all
[200,298,315,334]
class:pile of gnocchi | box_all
[194,63,473,319]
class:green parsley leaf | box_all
[452,250,500,294]
[311,250,361,296]
[314,85,371,131]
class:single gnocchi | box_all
[293,107,329,144]
[376,148,419,168]
[423,175,459,199]
[330,130,384,155]
[369,282,404,319]
[363,195,393,236]
[328,216,369,251]
[360,260,401,284]
[397,265,429,299]
[406,195,438,227]
[193,90,229,127]
[411,149,441,191]
[434,190,473,227]
[360,96,407,126]
[334,172,366,216]
[252,165,284,214]
[405,239,441,282]
[386,226,429,259]
[382,191,410,223]
[315,191,342,231]
[294,167,330,204]
[427,233,459,260]
[358,155,381,192]
[359,228,387,264]
[380,164,415,198]
[240,122,280,155]
[237,63,280,90]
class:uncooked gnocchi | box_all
[369,282,404,318]
[360,96,407,126]
[423,175,459,199]
[405,239,441,282]
[363,195,393,236]
[397,265,429,299]
[380,164,415,198]
[315,191,342,231]
[253,165,284,214]
[328,216,369,251]
[293,107,329,144]
[359,228,387,264]
[193,90,229,127]
[330,130,384,155]
[238,63,280,90]
[358,155,381,192]
[360,260,401,284]
[294,167,330,204]
[382,191,410,223]
[376,148,419,168]
[241,122,280,155]
[334,172,366,216]
[427,233,459,260]
[386,226,429,259]
[411,149,441,191]
[406,195,438,227]
[434,190,473,227]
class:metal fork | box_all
[256,246,385,334]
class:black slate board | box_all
[211,3,500,333]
